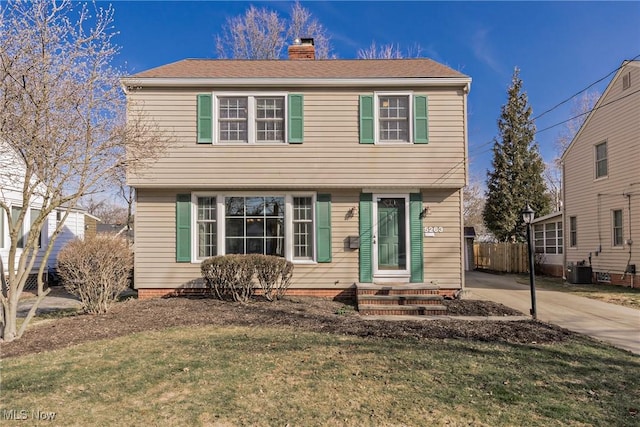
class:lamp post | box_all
[522,204,537,320]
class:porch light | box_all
[522,204,537,320]
[522,204,535,225]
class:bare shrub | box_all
[253,255,294,301]
[57,236,133,314]
[201,255,294,302]
[201,255,255,303]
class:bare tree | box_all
[84,197,128,225]
[554,91,601,158]
[215,2,333,59]
[0,0,166,342]
[463,177,489,240]
[546,90,601,211]
[357,41,423,59]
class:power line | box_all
[468,56,640,156]
[535,87,640,135]
[531,53,640,122]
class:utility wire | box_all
[531,53,640,122]
[535,87,640,135]
[468,56,640,156]
[469,80,640,155]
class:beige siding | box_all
[134,188,462,290]
[423,189,463,288]
[563,62,640,278]
[127,88,467,189]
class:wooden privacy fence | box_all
[474,242,529,274]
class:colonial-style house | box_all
[122,40,472,313]
[562,60,639,286]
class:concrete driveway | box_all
[465,270,640,355]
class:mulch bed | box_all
[2,296,576,359]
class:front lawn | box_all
[2,326,639,426]
[1,296,639,426]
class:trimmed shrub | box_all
[201,254,294,302]
[57,235,133,314]
[201,255,255,302]
[252,255,293,301]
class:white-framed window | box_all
[191,193,315,263]
[293,196,314,260]
[375,92,412,143]
[11,206,24,248]
[612,209,624,247]
[569,216,577,247]
[30,208,43,248]
[214,93,286,144]
[595,141,608,179]
[196,196,217,258]
[225,196,285,256]
[533,221,563,254]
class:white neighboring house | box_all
[0,146,95,287]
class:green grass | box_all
[516,275,640,309]
[2,326,639,426]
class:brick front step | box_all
[356,283,448,316]
[357,294,443,306]
[356,283,440,296]
[358,304,448,316]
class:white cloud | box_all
[471,28,503,74]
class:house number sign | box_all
[424,226,444,237]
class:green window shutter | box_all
[176,194,191,262]
[359,193,373,283]
[197,94,213,144]
[359,95,375,144]
[414,95,428,144]
[316,194,332,263]
[288,94,304,144]
[409,193,424,283]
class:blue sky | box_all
[108,1,640,182]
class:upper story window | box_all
[218,97,248,142]
[360,93,428,144]
[256,97,285,142]
[197,93,301,145]
[595,141,608,179]
[622,71,631,90]
[379,95,410,142]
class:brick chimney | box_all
[288,38,315,60]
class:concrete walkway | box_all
[465,270,640,355]
[17,287,81,317]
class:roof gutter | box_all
[121,77,472,92]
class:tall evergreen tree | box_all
[483,68,551,242]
